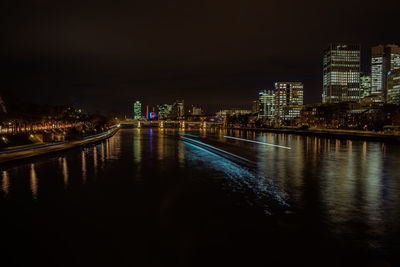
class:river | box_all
[1,128,399,266]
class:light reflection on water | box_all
[133,129,141,164]
[2,170,9,196]
[0,128,400,257]
[30,163,38,199]
[62,157,68,188]
[82,150,87,184]
[93,146,98,175]
[101,143,105,163]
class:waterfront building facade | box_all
[274,82,304,122]
[258,89,275,120]
[217,109,252,119]
[322,44,361,103]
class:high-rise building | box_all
[323,44,361,103]
[171,99,184,119]
[258,89,275,119]
[360,74,371,99]
[387,69,400,105]
[133,101,142,120]
[157,104,172,119]
[371,44,400,101]
[274,82,304,122]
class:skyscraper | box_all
[323,44,361,103]
[133,101,142,120]
[258,89,275,120]
[371,44,400,101]
[274,82,304,122]
[387,69,400,105]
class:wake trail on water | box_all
[182,141,290,215]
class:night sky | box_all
[2,0,399,114]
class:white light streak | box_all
[181,137,254,164]
[223,136,291,150]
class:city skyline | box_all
[2,0,399,114]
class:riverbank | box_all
[227,127,400,142]
[0,127,119,165]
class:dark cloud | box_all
[1,0,399,114]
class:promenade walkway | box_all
[0,127,119,164]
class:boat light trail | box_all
[181,137,253,164]
[178,133,199,138]
[223,136,291,150]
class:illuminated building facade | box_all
[217,109,251,118]
[323,44,361,103]
[274,82,304,121]
[360,74,371,99]
[371,44,400,101]
[258,89,275,119]
[387,69,400,105]
[157,104,172,120]
[133,101,143,120]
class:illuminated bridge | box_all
[119,120,223,128]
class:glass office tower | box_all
[274,82,304,122]
[323,44,361,103]
[371,44,400,102]
[387,69,400,105]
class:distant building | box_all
[274,82,304,122]
[387,69,400,105]
[133,101,143,120]
[360,74,371,99]
[192,106,203,115]
[371,44,400,101]
[157,104,172,120]
[171,99,184,119]
[322,44,361,103]
[258,89,275,120]
[252,100,259,113]
[217,109,252,119]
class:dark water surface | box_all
[1,128,400,266]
